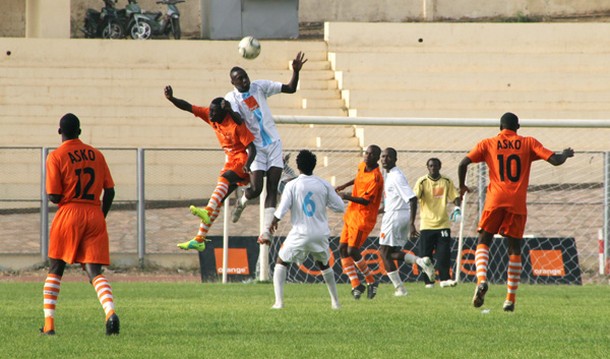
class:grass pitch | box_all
[2,280,609,358]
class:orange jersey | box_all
[46,139,114,208]
[343,162,384,231]
[466,129,554,214]
[192,105,254,156]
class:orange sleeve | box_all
[192,105,211,125]
[529,137,554,161]
[96,151,115,189]
[467,139,489,163]
[46,152,63,195]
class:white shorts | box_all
[278,232,331,265]
[251,139,284,172]
[379,209,410,247]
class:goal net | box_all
[258,116,610,285]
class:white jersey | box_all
[225,80,282,148]
[383,166,416,212]
[379,166,416,246]
[274,174,345,238]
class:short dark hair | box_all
[369,144,381,157]
[427,157,441,167]
[210,97,224,107]
[59,113,80,138]
[230,66,245,76]
[296,150,317,175]
[384,147,397,159]
[500,112,520,130]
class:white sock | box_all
[273,263,287,307]
[322,267,340,308]
[387,270,402,289]
[404,252,418,265]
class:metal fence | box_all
[1,118,609,281]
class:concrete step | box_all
[1,38,329,68]
[325,22,610,53]
[352,96,610,112]
[0,68,338,91]
[337,72,610,92]
[0,83,340,102]
[329,52,610,73]
[351,108,610,121]
[0,90,342,110]
[343,90,610,108]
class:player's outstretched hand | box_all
[164,85,173,100]
[291,52,308,72]
[563,147,575,158]
[269,217,280,235]
[459,185,470,198]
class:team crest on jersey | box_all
[243,96,259,111]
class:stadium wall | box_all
[2,0,610,38]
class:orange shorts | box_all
[222,152,250,186]
[48,203,110,265]
[478,208,527,239]
[339,223,372,249]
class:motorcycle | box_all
[129,0,185,40]
[81,0,125,39]
[116,0,148,39]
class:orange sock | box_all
[92,275,116,320]
[341,257,360,288]
[195,204,222,241]
[43,273,61,332]
[207,177,230,212]
[475,244,490,284]
[506,254,522,303]
[355,258,375,285]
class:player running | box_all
[268,150,345,309]
[458,112,574,312]
[225,52,307,245]
[336,145,384,300]
[164,85,256,251]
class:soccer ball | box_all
[238,36,261,60]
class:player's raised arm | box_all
[281,52,307,94]
[547,147,575,166]
[164,85,193,113]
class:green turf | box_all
[2,280,609,358]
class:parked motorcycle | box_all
[116,0,149,39]
[129,0,185,40]
[81,0,125,39]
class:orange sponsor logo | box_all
[530,249,565,276]
[432,186,444,198]
[460,249,476,276]
[243,96,259,111]
[214,248,250,275]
